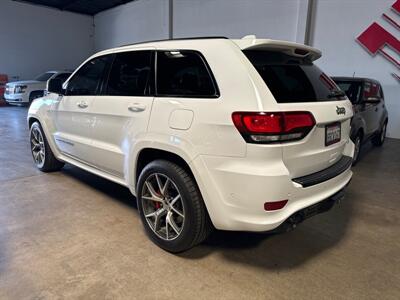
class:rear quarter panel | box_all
[28,95,62,158]
[146,39,282,159]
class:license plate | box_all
[325,122,341,146]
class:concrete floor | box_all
[0,106,399,299]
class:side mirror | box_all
[47,78,64,95]
[364,96,381,104]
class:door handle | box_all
[77,101,88,109]
[128,104,146,113]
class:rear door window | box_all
[156,50,219,98]
[244,50,345,103]
[105,51,152,96]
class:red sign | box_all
[0,74,8,99]
[393,0,400,13]
[357,0,400,81]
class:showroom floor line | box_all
[0,106,399,299]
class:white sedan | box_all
[4,71,71,105]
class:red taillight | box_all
[284,113,315,132]
[242,113,283,133]
[264,200,288,211]
[232,111,315,143]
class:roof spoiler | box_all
[233,35,322,61]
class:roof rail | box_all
[119,36,229,48]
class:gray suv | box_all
[333,77,388,165]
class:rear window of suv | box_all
[243,50,345,103]
[334,81,362,104]
[156,50,219,98]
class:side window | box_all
[363,81,380,100]
[105,51,152,96]
[335,82,361,104]
[66,56,110,96]
[156,50,218,97]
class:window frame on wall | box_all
[154,50,220,99]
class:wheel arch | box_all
[28,116,40,128]
[29,90,44,101]
[135,148,196,191]
[27,114,61,161]
[133,147,214,228]
[351,116,366,142]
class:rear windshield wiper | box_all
[328,90,346,99]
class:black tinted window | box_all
[156,51,217,97]
[67,56,110,96]
[244,50,345,103]
[106,51,152,96]
[335,81,362,104]
[54,73,71,83]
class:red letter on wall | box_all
[357,22,400,68]
[393,0,400,14]
[357,22,400,55]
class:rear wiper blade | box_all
[328,90,346,98]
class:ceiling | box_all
[15,0,136,15]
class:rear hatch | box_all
[240,41,353,178]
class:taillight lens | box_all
[232,111,315,143]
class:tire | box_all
[29,122,64,172]
[371,121,387,147]
[352,133,362,166]
[137,160,213,253]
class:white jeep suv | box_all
[28,36,354,252]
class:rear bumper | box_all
[293,155,352,187]
[274,187,346,233]
[190,140,354,232]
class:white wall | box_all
[173,0,305,41]
[312,0,400,139]
[94,0,309,51]
[0,0,94,81]
[94,0,169,51]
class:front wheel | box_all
[372,122,387,147]
[30,122,64,172]
[137,160,213,253]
